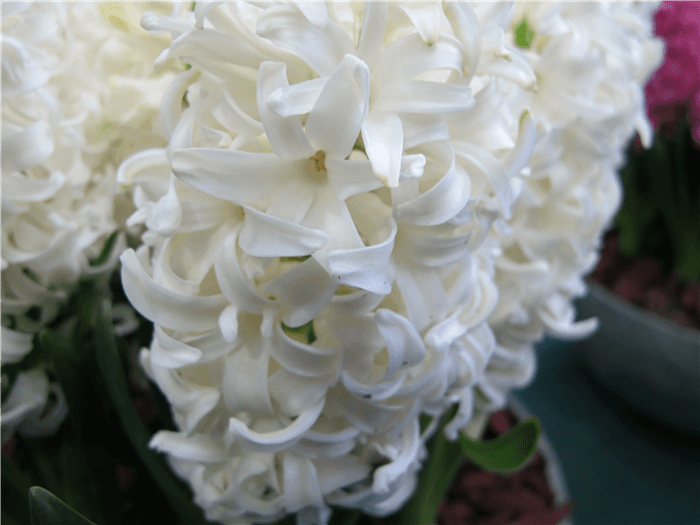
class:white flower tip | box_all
[219,305,239,344]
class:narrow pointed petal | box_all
[361,111,403,187]
[258,61,314,159]
[263,259,337,328]
[293,2,328,27]
[239,204,329,257]
[121,249,228,332]
[171,148,294,203]
[266,77,327,117]
[228,396,325,453]
[396,153,470,226]
[150,431,225,463]
[268,322,340,378]
[325,158,382,201]
[327,219,397,295]
[222,341,274,415]
[305,54,370,160]
[214,228,275,314]
[375,80,474,114]
[257,5,354,76]
[375,309,426,380]
[356,2,388,69]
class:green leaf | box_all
[90,293,210,525]
[28,487,97,525]
[459,417,541,474]
[2,509,24,525]
[89,231,119,267]
[328,507,361,525]
[3,457,33,524]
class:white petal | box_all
[150,177,183,236]
[212,83,264,137]
[218,304,239,344]
[293,2,328,27]
[377,33,465,83]
[160,69,200,141]
[397,3,444,44]
[453,142,512,218]
[262,257,338,327]
[314,456,371,494]
[265,182,316,224]
[283,451,326,519]
[171,148,294,204]
[2,171,65,202]
[396,150,469,226]
[330,384,405,434]
[405,226,472,267]
[18,382,67,438]
[120,249,228,332]
[394,264,446,331]
[293,427,361,459]
[361,111,403,188]
[266,77,327,117]
[376,80,474,114]
[150,431,225,463]
[149,357,221,434]
[340,369,405,402]
[375,309,426,380]
[239,205,329,257]
[1,370,47,442]
[214,228,275,314]
[401,114,450,149]
[302,190,364,253]
[268,322,340,378]
[305,54,370,160]
[372,418,421,494]
[116,148,170,185]
[168,28,267,71]
[257,6,354,77]
[269,369,335,416]
[356,2,388,69]
[1,328,34,364]
[2,121,54,173]
[326,219,396,295]
[258,61,314,159]
[222,341,274,416]
[326,158,383,201]
[228,396,325,453]
[151,325,204,368]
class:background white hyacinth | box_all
[1,2,178,442]
[114,2,661,525]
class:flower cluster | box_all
[645,1,700,142]
[118,2,661,524]
[487,3,663,346]
[1,2,176,441]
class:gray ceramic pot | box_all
[575,279,700,436]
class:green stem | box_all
[92,294,209,525]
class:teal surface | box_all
[513,338,700,525]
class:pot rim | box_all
[584,278,700,342]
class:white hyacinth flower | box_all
[116,2,657,524]
[120,3,538,523]
[1,2,178,440]
[487,2,663,344]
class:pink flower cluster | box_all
[645,1,700,142]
